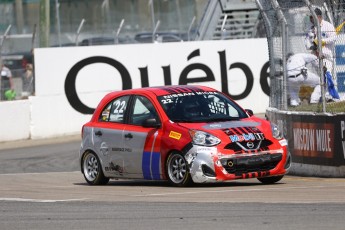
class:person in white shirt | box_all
[287,53,320,106]
[305,7,336,72]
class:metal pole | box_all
[0,25,11,50]
[149,0,155,30]
[55,0,61,47]
[75,19,85,46]
[271,0,288,110]
[187,16,196,41]
[115,19,125,44]
[152,20,160,43]
[256,0,274,107]
[101,0,111,31]
[31,24,37,51]
[221,14,228,40]
[0,25,11,101]
[323,2,336,88]
[39,0,50,47]
[15,0,24,34]
[304,0,326,113]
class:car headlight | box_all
[189,130,221,146]
[271,123,282,139]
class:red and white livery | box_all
[80,85,290,186]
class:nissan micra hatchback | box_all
[80,85,290,186]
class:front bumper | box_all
[185,145,289,183]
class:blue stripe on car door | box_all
[142,151,161,180]
[151,152,161,180]
[142,151,152,179]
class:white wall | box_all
[0,39,269,141]
[0,100,30,141]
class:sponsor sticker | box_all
[169,131,182,140]
[292,122,334,158]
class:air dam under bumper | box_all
[185,145,286,183]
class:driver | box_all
[183,100,202,118]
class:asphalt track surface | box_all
[1,135,345,230]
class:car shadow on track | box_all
[74,179,286,188]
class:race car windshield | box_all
[158,91,248,122]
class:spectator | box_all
[286,53,320,106]
[305,7,336,74]
[0,64,14,101]
[21,63,34,99]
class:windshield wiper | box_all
[204,116,240,122]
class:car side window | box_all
[99,96,130,123]
[130,96,158,126]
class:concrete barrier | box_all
[266,108,345,177]
[0,100,30,141]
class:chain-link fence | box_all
[0,0,209,101]
[256,0,345,113]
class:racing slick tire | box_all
[82,151,109,185]
[257,175,284,184]
[166,152,193,187]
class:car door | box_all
[92,95,130,177]
[122,95,163,179]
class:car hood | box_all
[176,116,272,140]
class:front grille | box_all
[224,139,273,152]
[220,153,282,175]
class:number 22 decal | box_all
[161,98,173,104]
[113,100,126,114]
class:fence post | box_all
[39,0,50,47]
[115,19,125,44]
[303,0,326,113]
[187,16,196,41]
[75,19,85,46]
[271,0,288,110]
[152,20,160,43]
[0,25,12,101]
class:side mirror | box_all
[142,118,161,128]
[245,109,254,117]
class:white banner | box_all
[35,39,269,115]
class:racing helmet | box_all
[183,100,201,118]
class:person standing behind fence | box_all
[21,63,34,99]
[306,7,336,73]
[0,64,14,101]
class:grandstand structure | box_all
[0,0,263,81]
[196,0,262,40]
[0,0,262,52]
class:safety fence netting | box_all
[256,0,345,113]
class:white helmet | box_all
[304,31,316,50]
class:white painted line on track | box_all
[0,171,80,176]
[131,184,345,197]
[0,198,87,203]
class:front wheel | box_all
[166,152,193,187]
[257,175,284,184]
[82,151,109,185]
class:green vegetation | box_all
[289,100,345,113]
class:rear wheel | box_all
[166,152,193,187]
[82,152,109,185]
[257,175,284,184]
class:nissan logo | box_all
[247,142,255,149]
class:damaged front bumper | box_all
[185,145,290,183]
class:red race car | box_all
[80,85,290,186]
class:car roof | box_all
[106,85,218,98]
